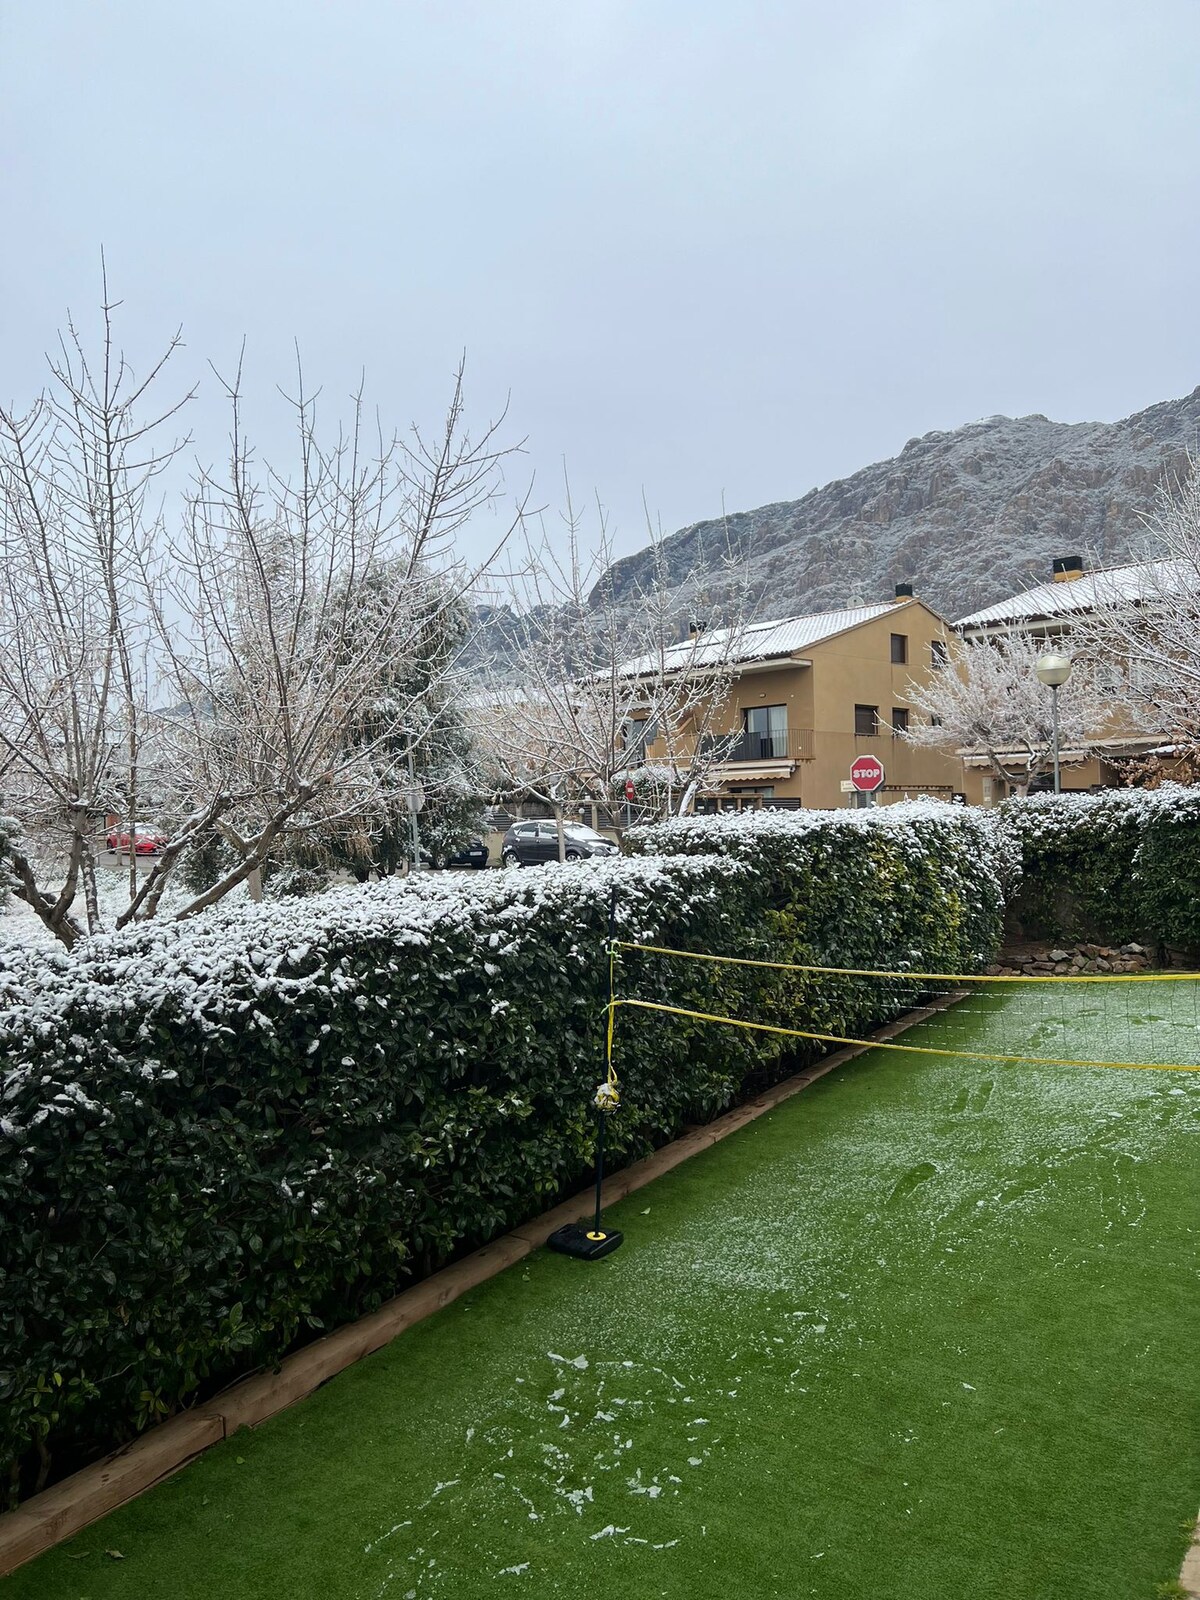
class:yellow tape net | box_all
[605,941,1200,1078]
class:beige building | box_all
[954,556,1178,804]
[633,588,965,811]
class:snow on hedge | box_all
[0,851,745,1125]
[997,783,1200,947]
[999,779,1200,841]
[0,810,1006,1493]
[629,799,1008,971]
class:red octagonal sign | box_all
[850,755,885,792]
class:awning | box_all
[707,760,797,784]
[960,749,1088,769]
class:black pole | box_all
[544,881,625,1260]
[594,887,616,1235]
[1051,681,1062,794]
[593,1108,606,1235]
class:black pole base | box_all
[546,1223,624,1260]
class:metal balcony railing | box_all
[699,727,813,762]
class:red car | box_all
[105,826,167,856]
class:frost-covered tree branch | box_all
[0,291,524,947]
[0,277,192,947]
[155,355,526,916]
[901,630,1103,795]
[1066,461,1200,753]
[473,481,749,849]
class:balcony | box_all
[700,727,814,762]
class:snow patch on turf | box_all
[355,991,1199,1593]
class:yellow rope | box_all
[611,996,1200,1075]
[614,940,1196,985]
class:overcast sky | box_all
[3,0,1198,563]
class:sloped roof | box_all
[622,600,903,676]
[956,558,1191,630]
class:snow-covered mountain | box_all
[598,388,1200,624]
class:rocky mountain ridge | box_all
[599,387,1200,624]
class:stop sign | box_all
[624,779,636,801]
[850,755,885,792]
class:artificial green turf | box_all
[6,983,1199,1600]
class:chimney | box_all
[894,582,914,601]
[688,618,702,638]
[1052,556,1084,583]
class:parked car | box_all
[428,838,490,870]
[501,820,619,867]
[105,825,167,855]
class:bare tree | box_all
[1067,462,1200,757]
[142,355,525,920]
[474,482,748,852]
[901,630,1102,795]
[0,281,192,948]
[0,291,524,947]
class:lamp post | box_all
[405,740,424,870]
[1035,652,1072,794]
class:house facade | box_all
[632,589,965,811]
[954,556,1178,804]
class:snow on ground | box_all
[0,871,251,952]
[349,987,1200,1597]
[359,1344,720,1593]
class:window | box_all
[891,707,909,737]
[890,633,908,664]
[854,704,879,738]
[930,639,949,670]
[743,704,787,758]
[1128,660,1161,700]
[929,713,943,728]
[622,716,650,760]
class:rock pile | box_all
[988,941,1152,977]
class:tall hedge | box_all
[628,801,1005,969]
[999,784,1200,950]
[0,803,1002,1501]
[625,801,1006,1072]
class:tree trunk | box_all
[678,777,700,815]
[80,844,101,935]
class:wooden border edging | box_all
[0,1002,955,1577]
[1181,1515,1200,1599]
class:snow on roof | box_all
[955,558,1192,630]
[622,600,901,675]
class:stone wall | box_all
[989,940,1154,977]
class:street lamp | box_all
[1035,652,1072,794]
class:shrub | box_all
[626,801,1005,1073]
[629,801,1005,968]
[998,784,1200,950]
[0,802,1003,1499]
[0,853,746,1499]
